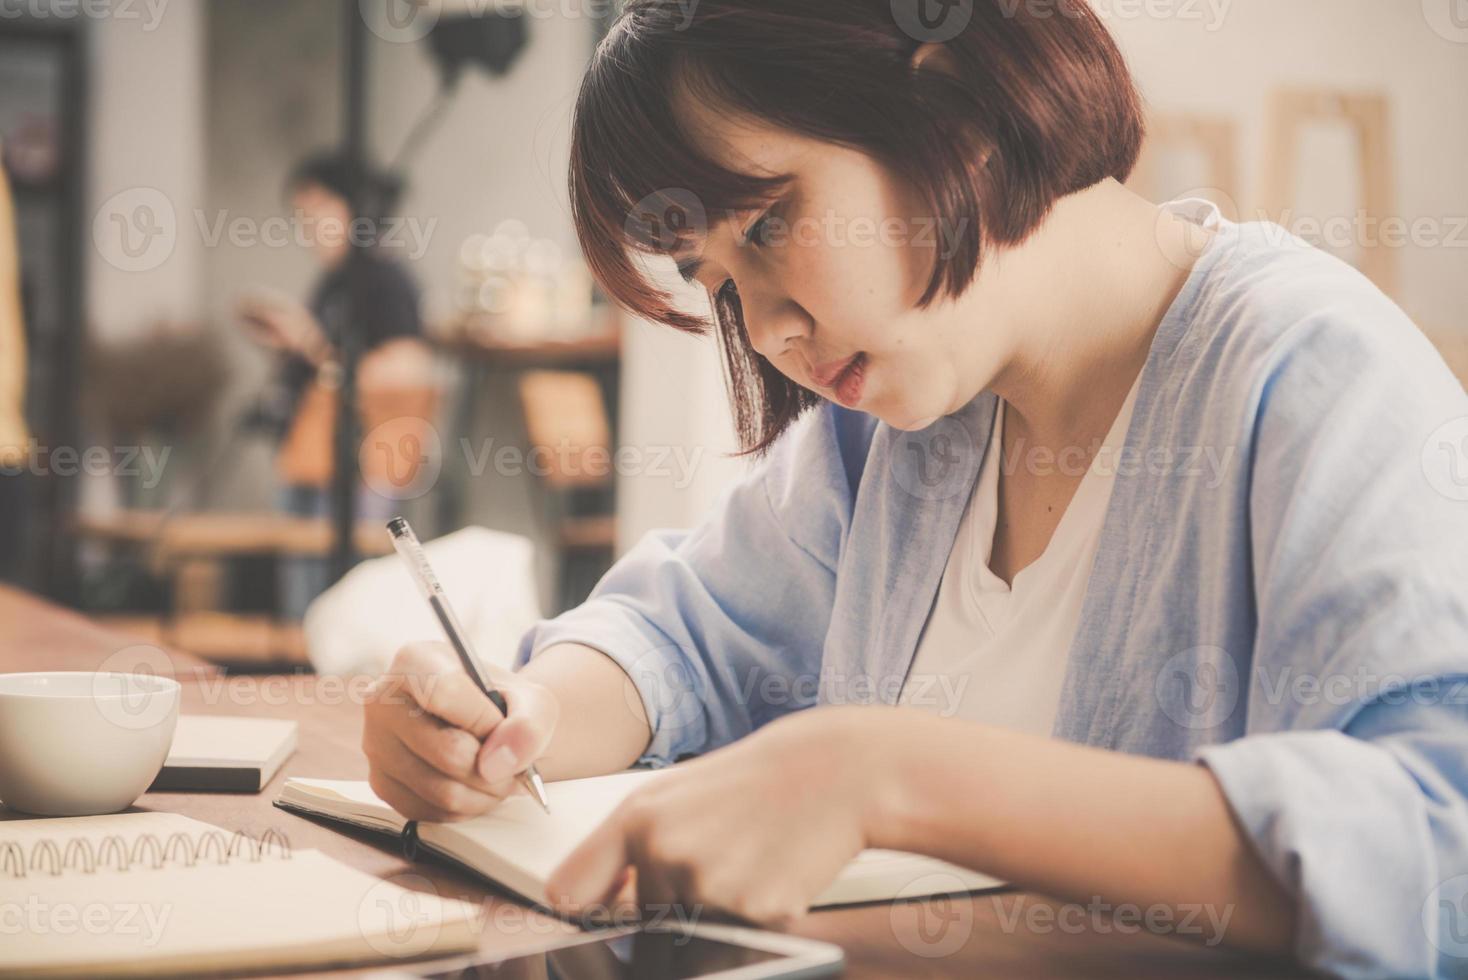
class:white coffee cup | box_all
[0,671,180,816]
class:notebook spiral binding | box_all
[0,828,292,879]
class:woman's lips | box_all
[810,353,868,408]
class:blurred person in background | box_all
[236,153,432,620]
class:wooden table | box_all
[0,585,1308,978]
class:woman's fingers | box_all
[371,733,502,820]
[369,763,474,824]
[389,644,505,738]
[548,805,634,913]
[393,706,517,796]
[365,642,561,821]
[477,681,559,783]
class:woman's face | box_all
[669,93,1000,431]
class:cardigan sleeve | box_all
[513,405,869,767]
[1195,309,1468,979]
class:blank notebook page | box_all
[282,770,1004,909]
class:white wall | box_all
[86,0,205,343]
[364,10,591,325]
[615,311,749,554]
[1103,0,1468,334]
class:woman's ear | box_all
[910,41,961,80]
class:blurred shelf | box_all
[435,306,622,365]
[88,615,166,646]
[169,612,308,669]
[559,515,616,551]
[74,510,395,559]
[93,612,308,670]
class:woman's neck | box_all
[972,180,1212,449]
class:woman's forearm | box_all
[518,642,653,781]
[863,708,1297,956]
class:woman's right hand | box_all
[363,642,559,822]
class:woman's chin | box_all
[871,403,943,432]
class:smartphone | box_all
[393,922,844,980]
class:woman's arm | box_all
[871,709,1296,955]
[518,642,652,780]
[364,404,872,820]
[550,705,1295,955]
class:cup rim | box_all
[0,671,181,700]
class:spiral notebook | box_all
[277,768,1003,911]
[0,811,481,978]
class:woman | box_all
[236,153,432,618]
[362,2,1468,975]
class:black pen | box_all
[386,516,551,813]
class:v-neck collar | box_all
[845,197,1232,714]
[979,370,1145,591]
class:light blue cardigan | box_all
[517,201,1468,978]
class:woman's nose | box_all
[742,292,811,360]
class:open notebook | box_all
[1,811,481,978]
[277,768,1002,911]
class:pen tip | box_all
[528,770,551,814]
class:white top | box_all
[898,372,1143,734]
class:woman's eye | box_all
[744,211,776,248]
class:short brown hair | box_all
[569,0,1145,455]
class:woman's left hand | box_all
[547,706,885,928]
